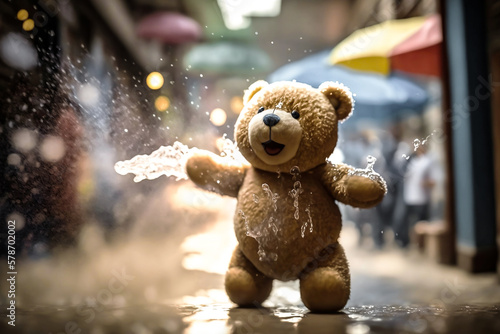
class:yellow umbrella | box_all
[329,16,433,75]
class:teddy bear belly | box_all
[234,174,342,281]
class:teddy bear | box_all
[186,80,386,312]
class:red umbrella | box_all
[390,14,442,77]
[330,15,442,77]
[136,12,202,45]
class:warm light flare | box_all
[146,71,164,90]
[17,9,29,21]
[230,96,244,114]
[22,19,34,31]
[210,108,227,126]
[155,95,170,112]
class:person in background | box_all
[345,130,388,249]
[394,144,438,248]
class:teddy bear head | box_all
[234,80,353,173]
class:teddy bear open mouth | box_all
[262,140,285,156]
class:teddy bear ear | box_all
[318,81,354,122]
[243,80,269,105]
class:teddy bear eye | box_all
[291,110,300,119]
[258,107,265,113]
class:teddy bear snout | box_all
[263,114,280,127]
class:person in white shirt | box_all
[395,145,438,247]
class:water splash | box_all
[240,210,278,262]
[262,183,279,212]
[413,138,421,151]
[300,206,313,238]
[114,141,194,182]
[290,166,300,181]
[366,155,376,171]
[289,181,303,220]
[348,155,376,178]
[402,130,437,160]
[252,194,260,203]
[268,217,279,237]
[240,210,256,237]
[347,156,387,193]
[421,131,436,145]
[215,133,246,163]
[114,135,247,182]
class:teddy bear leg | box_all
[299,243,350,313]
[225,245,273,307]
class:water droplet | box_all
[253,194,260,203]
[290,166,300,181]
[413,138,421,150]
[289,181,303,220]
[262,183,279,212]
[366,155,376,171]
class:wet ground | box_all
[3,300,500,333]
[1,183,500,333]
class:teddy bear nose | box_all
[263,114,280,127]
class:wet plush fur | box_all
[186,81,386,312]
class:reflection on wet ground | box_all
[1,182,500,333]
[2,303,500,333]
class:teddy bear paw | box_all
[346,175,386,203]
[300,267,350,313]
[225,267,272,307]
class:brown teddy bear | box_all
[186,80,386,312]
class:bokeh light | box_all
[7,212,25,231]
[11,128,38,153]
[39,135,66,163]
[7,153,21,166]
[146,71,164,90]
[155,95,170,112]
[17,9,29,21]
[22,19,34,31]
[78,84,100,106]
[209,108,227,126]
[230,96,244,114]
[0,33,38,71]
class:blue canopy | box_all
[268,50,429,125]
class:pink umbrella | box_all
[136,12,202,45]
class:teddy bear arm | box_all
[186,150,248,197]
[320,163,386,208]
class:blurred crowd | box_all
[338,124,443,250]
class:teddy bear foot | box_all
[225,246,273,307]
[299,244,350,313]
[225,267,272,306]
[300,268,350,312]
